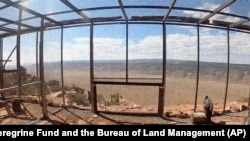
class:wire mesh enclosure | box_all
[0,0,250,120]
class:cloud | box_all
[128,36,163,59]
[183,2,241,23]
[183,2,219,19]
[230,32,250,53]
[3,27,250,66]
[94,37,125,60]
[63,37,90,60]
[166,29,250,63]
[167,33,197,60]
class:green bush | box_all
[66,92,89,106]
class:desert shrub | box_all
[64,85,72,91]
[97,94,106,105]
[48,80,60,86]
[20,65,27,76]
[66,92,89,106]
[238,97,250,103]
[3,73,18,87]
[71,85,85,94]
[47,80,61,92]
[107,93,120,105]
[21,84,38,95]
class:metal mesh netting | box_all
[43,29,62,98]
[63,26,90,90]
[128,24,163,83]
[165,25,197,107]
[2,36,17,88]
[0,36,17,98]
[96,85,158,112]
[198,27,227,111]
[227,31,250,108]
[20,32,40,96]
[94,24,163,112]
[63,26,91,106]
[94,24,126,82]
[20,32,38,82]
[0,0,250,123]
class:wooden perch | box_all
[190,112,210,124]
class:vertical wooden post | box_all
[0,37,4,98]
[16,9,22,97]
[60,27,66,107]
[39,18,48,118]
[36,32,39,78]
[126,22,128,83]
[158,86,165,117]
[194,24,200,112]
[158,23,166,117]
[92,84,97,113]
[90,22,97,113]
[223,28,230,114]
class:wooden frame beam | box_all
[163,0,176,22]
[0,17,38,29]
[118,0,128,22]
[60,0,91,23]
[199,0,236,24]
[1,0,62,26]
[230,19,249,28]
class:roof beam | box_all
[199,0,236,24]
[0,27,16,32]
[0,0,28,10]
[0,17,38,29]
[1,0,62,26]
[163,0,176,22]
[60,0,91,23]
[91,16,123,22]
[118,0,128,22]
[230,19,249,28]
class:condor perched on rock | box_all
[203,96,213,122]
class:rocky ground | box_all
[0,92,249,125]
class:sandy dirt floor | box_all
[0,102,248,125]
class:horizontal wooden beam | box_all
[0,69,17,73]
[230,19,249,28]
[94,81,163,86]
[1,16,250,37]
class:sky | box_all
[1,0,250,66]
